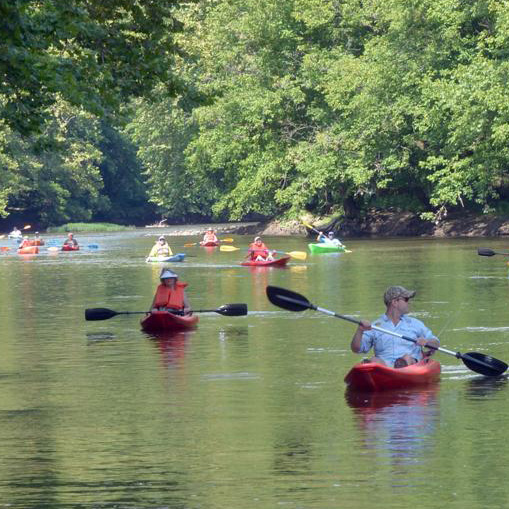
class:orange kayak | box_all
[18,246,39,255]
[141,310,199,333]
[344,358,441,391]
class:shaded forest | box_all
[2,0,509,229]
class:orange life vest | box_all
[249,242,269,260]
[153,281,188,309]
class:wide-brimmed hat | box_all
[383,286,416,305]
[160,269,178,280]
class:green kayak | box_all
[308,243,346,254]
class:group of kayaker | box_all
[146,225,437,370]
[15,231,78,251]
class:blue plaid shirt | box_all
[359,313,438,367]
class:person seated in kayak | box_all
[350,285,440,368]
[9,227,22,238]
[317,230,344,247]
[147,236,172,258]
[151,269,191,315]
[19,236,31,249]
[63,232,78,248]
[246,236,275,261]
[201,228,219,244]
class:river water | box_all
[1,229,509,508]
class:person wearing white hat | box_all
[316,230,343,247]
[246,236,275,261]
[201,227,219,245]
[147,235,172,259]
[350,285,439,368]
[150,269,191,315]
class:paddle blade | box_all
[215,303,248,316]
[461,352,508,377]
[287,250,307,261]
[184,243,197,247]
[23,224,31,230]
[478,248,496,257]
[266,286,312,312]
[85,308,119,321]
[221,238,234,242]
[220,245,240,252]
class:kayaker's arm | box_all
[183,292,191,315]
[351,320,372,353]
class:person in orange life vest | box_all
[63,232,78,247]
[246,236,275,261]
[202,228,218,244]
[19,236,31,248]
[151,269,191,315]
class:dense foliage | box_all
[3,0,509,227]
[0,0,179,225]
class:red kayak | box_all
[241,256,290,267]
[140,310,199,333]
[18,246,39,255]
[344,358,441,391]
[200,241,219,247]
[62,245,80,251]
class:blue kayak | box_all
[146,253,186,263]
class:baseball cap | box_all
[383,286,416,305]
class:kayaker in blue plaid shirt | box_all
[350,285,440,368]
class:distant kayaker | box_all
[350,285,440,368]
[147,236,172,259]
[151,269,191,315]
[63,232,78,248]
[246,236,275,261]
[19,236,31,249]
[9,227,21,238]
[317,230,343,247]
[202,228,219,244]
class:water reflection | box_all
[464,375,508,400]
[145,330,192,367]
[346,387,440,467]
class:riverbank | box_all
[243,211,509,237]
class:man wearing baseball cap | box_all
[350,285,440,368]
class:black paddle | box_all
[266,285,508,377]
[85,303,248,321]
[478,248,509,257]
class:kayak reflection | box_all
[145,330,194,368]
[346,386,440,466]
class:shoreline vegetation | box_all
[36,211,509,238]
